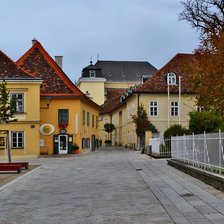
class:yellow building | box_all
[100,54,197,148]
[0,50,42,159]
[16,40,101,155]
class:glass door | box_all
[59,135,68,154]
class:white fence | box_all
[171,131,224,174]
[149,136,171,156]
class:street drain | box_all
[136,168,142,171]
[180,193,194,197]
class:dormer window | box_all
[167,72,176,85]
[108,72,112,76]
[89,70,95,78]
[122,72,126,77]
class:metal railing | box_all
[149,135,171,156]
[171,130,224,174]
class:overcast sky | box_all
[0,0,199,82]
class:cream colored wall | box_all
[98,114,111,146]
[0,81,41,159]
[139,93,195,134]
[78,81,105,105]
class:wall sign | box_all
[40,124,55,135]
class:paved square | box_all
[0,148,224,223]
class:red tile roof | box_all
[135,53,196,94]
[0,50,36,79]
[101,95,124,114]
[16,41,84,97]
[106,88,127,101]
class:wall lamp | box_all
[40,96,52,109]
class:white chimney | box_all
[55,56,63,69]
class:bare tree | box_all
[179,0,224,35]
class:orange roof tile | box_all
[16,41,84,96]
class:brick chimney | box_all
[55,56,63,69]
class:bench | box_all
[0,162,29,170]
[0,164,22,173]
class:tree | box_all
[189,111,224,134]
[0,79,17,162]
[164,124,187,138]
[179,0,224,36]
[104,123,115,143]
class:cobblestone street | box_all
[1,148,224,223]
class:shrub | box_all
[189,111,224,134]
[164,124,186,138]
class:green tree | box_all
[104,123,115,143]
[189,111,224,134]
[0,79,17,162]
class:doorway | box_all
[59,135,68,154]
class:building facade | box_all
[16,40,101,155]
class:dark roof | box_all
[16,41,84,97]
[135,53,196,94]
[82,63,101,71]
[94,60,157,82]
[0,50,37,79]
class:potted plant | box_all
[58,122,68,129]
[73,144,79,154]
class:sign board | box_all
[40,124,55,135]
[60,129,67,134]
[0,137,5,149]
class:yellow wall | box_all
[40,97,100,154]
[78,81,105,105]
[0,80,41,160]
[105,82,140,89]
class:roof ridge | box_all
[0,50,36,79]
[134,53,194,92]
[16,41,84,96]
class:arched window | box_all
[166,72,176,85]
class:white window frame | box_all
[10,93,24,113]
[196,106,204,112]
[167,72,176,85]
[128,106,130,119]
[11,131,24,149]
[149,101,158,116]
[89,70,96,78]
[132,103,135,116]
[170,101,179,116]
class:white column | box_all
[179,76,181,125]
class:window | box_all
[170,101,179,116]
[82,138,86,149]
[89,70,95,77]
[75,113,78,134]
[197,106,204,112]
[132,103,135,116]
[83,110,85,124]
[108,72,112,76]
[11,93,24,113]
[167,72,176,85]
[122,72,126,77]
[87,112,90,126]
[92,114,94,127]
[11,131,24,149]
[128,106,130,119]
[58,109,69,123]
[142,75,151,83]
[96,116,98,128]
[149,101,158,116]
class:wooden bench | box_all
[0,162,29,170]
[0,164,22,173]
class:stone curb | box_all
[0,165,41,193]
[167,159,224,191]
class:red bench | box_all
[0,162,29,170]
[0,164,22,173]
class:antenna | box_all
[90,56,93,65]
[97,53,99,61]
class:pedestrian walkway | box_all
[0,147,224,223]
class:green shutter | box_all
[87,112,89,126]
[92,115,94,127]
[53,135,59,154]
[83,110,85,124]
[68,134,73,154]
